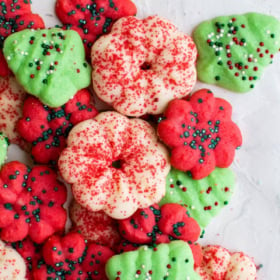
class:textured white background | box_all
[7,0,280,279]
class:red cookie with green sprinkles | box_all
[118,203,201,245]
[17,89,98,165]
[10,237,42,280]
[0,0,45,77]
[32,232,114,280]
[0,161,67,244]
[157,89,242,179]
[55,0,137,58]
[193,12,280,92]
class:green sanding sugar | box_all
[3,28,91,108]
[193,13,280,92]
[160,168,235,229]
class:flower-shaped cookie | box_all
[32,232,114,280]
[118,203,200,245]
[70,200,121,249]
[59,111,170,219]
[92,16,197,116]
[56,0,137,57]
[0,0,45,77]
[0,76,27,149]
[17,89,98,164]
[0,240,26,279]
[157,89,242,179]
[0,161,67,243]
[196,245,257,280]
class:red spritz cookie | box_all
[59,111,170,219]
[17,89,98,164]
[118,203,201,245]
[196,245,257,280]
[157,89,242,179]
[32,232,114,280]
[0,161,67,243]
[70,200,121,249]
[0,0,45,76]
[55,0,137,58]
[92,15,197,116]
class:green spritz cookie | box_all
[0,132,9,167]
[193,13,280,92]
[3,28,91,107]
[106,241,200,280]
[160,168,235,229]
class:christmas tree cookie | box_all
[160,168,235,229]
[0,132,9,167]
[3,28,91,107]
[193,13,280,92]
[106,241,201,280]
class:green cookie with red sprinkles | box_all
[157,88,242,179]
[160,167,235,229]
[3,28,91,107]
[0,161,67,243]
[106,241,201,280]
[0,0,45,77]
[193,13,280,92]
[55,0,137,58]
[32,232,115,280]
[17,89,98,165]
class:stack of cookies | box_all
[1,0,279,279]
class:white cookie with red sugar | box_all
[59,111,170,219]
[0,76,27,149]
[70,200,121,249]
[196,245,257,280]
[91,15,197,117]
[0,240,26,279]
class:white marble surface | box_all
[7,0,280,279]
